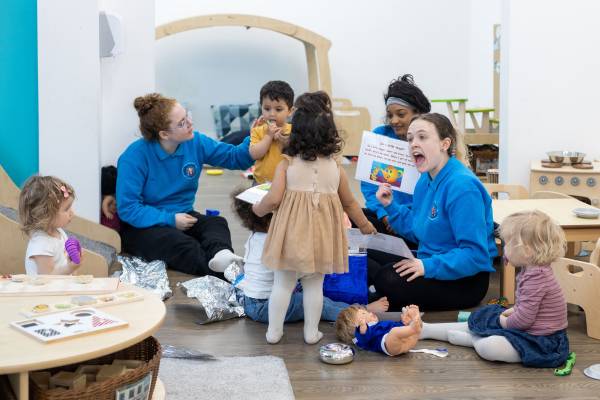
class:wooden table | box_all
[0,284,166,399]
[492,198,600,303]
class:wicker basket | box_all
[30,336,161,400]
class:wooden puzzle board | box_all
[19,291,144,318]
[0,276,119,296]
[11,308,128,343]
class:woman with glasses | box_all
[116,93,254,276]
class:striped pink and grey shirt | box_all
[506,265,567,336]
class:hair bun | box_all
[133,93,161,116]
[399,74,415,84]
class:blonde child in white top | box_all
[19,176,80,275]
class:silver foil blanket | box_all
[116,255,172,300]
[178,275,245,324]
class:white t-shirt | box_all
[238,232,274,299]
[25,228,69,275]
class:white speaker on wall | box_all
[99,11,124,57]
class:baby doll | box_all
[336,304,422,356]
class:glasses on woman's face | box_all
[174,111,193,130]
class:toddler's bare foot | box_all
[366,297,389,313]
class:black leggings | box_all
[373,261,490,312]
[121,211,232,277]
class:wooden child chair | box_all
[484,183,529,200]
[487,183,528,304]
[551,238,600,340]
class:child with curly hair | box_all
[252,91,377,344]
[19,176,80,275]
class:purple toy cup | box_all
[65,237,82,264]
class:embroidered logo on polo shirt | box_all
[429,203,438,219]
[182,162,198,179]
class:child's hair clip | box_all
[60,185,70,198]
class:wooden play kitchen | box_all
[530,152,600,207]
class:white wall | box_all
[38,0,101,221]
[99,0,155,167]
[499,0,600,187]
[37,0,155,220]
[467,0,502,110]
[155,0,472,137]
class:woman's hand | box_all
[101,195,117,219]
[376,183,393,207]
[381,216,396,234]
[393,258,425,282]
[175,213,198,231]
[359,221,377,235]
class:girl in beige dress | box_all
[252,91,377,344]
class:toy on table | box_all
[65,237,82,264]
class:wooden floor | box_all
[154,167,600,399]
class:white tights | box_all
[420,322,521,363]
[266,270,324,344]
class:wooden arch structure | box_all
[155,14,333,95]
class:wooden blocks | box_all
[96,364,127,382]
[49,371,86,391]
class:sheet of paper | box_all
[355,131,420,195]
[347,228,414,259]
[235,183,271,205]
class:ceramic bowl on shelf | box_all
[547,151,586,164]
[572,207,600,219]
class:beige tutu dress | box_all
[262,155,349,274]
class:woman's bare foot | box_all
[366,296,389,313]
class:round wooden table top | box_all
[0,283,166,375]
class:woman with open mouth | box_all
[373,113,497,311]
[360,74,431,285]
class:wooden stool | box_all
[431,98,467,132]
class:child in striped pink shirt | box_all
[419,210,570,368]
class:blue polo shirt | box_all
[353,320,405,354]
[117,132,253,228]
[360,125,414,219]
[385,157,497,280]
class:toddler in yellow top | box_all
[250,81,294,184]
